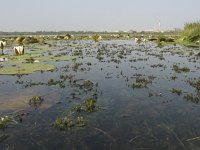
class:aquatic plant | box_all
[29,96,44,107]
[72,63,82,71]
[25,57,35,63]
[184,93,200,104]
[74,104,82,112]
[59,81,65,88]
[83,80,93,90]
[54,117,74,130]
[22,36,39,44]
[86,62,92,66]
[171,88,182,95]
[189,78,200,92]
[132,76,152,89]
[47,79,65,88]
[148,92,154,97]
[76,116,86,127]
[0,116,11,129]
[0,63,55,75]
[84,98,97,112]
[173,65,190,73]
[93,35,102,42]
[132,82,147,89]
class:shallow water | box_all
[1,40,200,150]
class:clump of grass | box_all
[184,93,200,104]
[47,79,65,88]
[86,62,92,66]
[74,104,82,112]
[189,78,200,92]
[29,96,44,107]
[0,116,12,129]
[54,117,74,130]
[84,98,97,112]
[76,116,86,127]
[173,65,190,73]
[25,57,35,63]
[83,80,93,90]
[72,63,82,71]
[171,88,182,95]
[132,76,152,89]
[93,35,102,42]
[54,116,87,130]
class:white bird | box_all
[13,46,24,55]
[0,41,6,55]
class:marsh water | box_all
[1,39,200,150]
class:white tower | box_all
[158,20,161,32]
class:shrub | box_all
[182,21,200,42]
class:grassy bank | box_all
[178,21,200,47]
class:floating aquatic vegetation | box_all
[84,98,97,112]
[163,49,193,55]
[54,116,74,130]
[29,96,44,107]
[171,88,182,96]
[150,64,166,68]
[72,63,82,71]
[74,104,82,113]
[189,78,200,92]
[86,62,92,66]
[171,75,177,80]
[148,92,154,97]
[132,76,152,89]
[184,93,200,104]
[0,116,12,129]
[0,63,55,75]
[47,79,65,88]
[76,116,86,127]
[173,65,190,73]
[25,57,35,63]
[93,35,102,42]
[83,80,93,90]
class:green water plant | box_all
[76,116,86,127]
[54,117,74,130]
[0,116,12,129]
[0,63,55,75]
[74,104,82,112]
[193,78,200,92]
[132,76,152,89]
[93,35,102,42]
[84,98,97,112]
[173,65,190,73]
[171,88,182,96]
[29,96,44,107]
[184,93,200,104]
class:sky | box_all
[0,0,199,32]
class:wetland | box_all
[0,34,200,150]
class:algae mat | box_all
[0,63,55,75]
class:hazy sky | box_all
[0,0,199,32]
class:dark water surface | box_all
[1,40,200,150]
